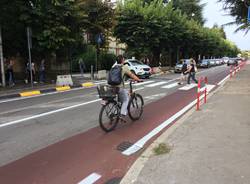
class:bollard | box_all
[204,76,208,104]
[196,77,201,111]
[230,65,233,78]
[196,76,208,111]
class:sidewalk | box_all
[121,62,250,184]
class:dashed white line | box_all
[178,83,197,90]
[78,173,101,184]
[145,81,168,87]
[134,80,155,86]
[161,82,178,89]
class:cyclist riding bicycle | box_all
[109,55,142,122]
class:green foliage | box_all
[99,52,117,70]
[172,0,206,25]
[0,0,115,59]
[153,143,171,155]
[219,0,250,33]
[72,45,96,72]
[114,0,241,65]
[72,45,116,72]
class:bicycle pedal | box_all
[119,117,127,123]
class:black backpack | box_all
[108,65,123,85]
[182,63,187,72]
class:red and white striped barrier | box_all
[230,61,245,78]
[196,76,208,111]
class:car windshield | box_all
[130,60,144,66]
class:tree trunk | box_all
[152,49,160,67]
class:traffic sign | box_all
[96,34,102,44]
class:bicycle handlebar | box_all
[129,80,143,93]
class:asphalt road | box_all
[0,64,230,183]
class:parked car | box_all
[124,59,151,78]
[227,58,238,66]
[222,57,229,64]
[174,59,190,73]
[198,59,210,68]
[209,59,216,67]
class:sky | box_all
[202,0,250,51]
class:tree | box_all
[0,0,115,59]
[172,0,206,25]
[219,0,250,33]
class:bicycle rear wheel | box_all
[99,101,119,132]
[128,93,144,121]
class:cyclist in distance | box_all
[111,55,142,122]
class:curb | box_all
[0,82,95,100]
[0,71,167,101]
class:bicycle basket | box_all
[97,85,117,99]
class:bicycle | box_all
[97,81,144,132]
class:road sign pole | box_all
[0,26,6,87]
[248,6,250,23]
[27,27,33,88]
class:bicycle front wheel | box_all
[128,93,144,121]
[99,101,119,132]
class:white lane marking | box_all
[0,99,101,128]
[78,173,101,184]
[161,82,178,89]
[144,93,166,100]
[134,87,144,92]
[200,84,215,93]
[134,80,155,86]
[217,74,230,86]
[145,81,167,87]
[94,81,107,85]
[122,85,215,156]
[178,83,197,90]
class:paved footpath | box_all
[121,62,250,184]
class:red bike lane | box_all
[0,68,230,184]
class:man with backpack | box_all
[186,58,198,84]
[108,55,142,122]
[178,60,188,85]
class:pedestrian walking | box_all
[39,59,45,83]
[79,58,86,77]
[26,61,36,83]
[178,60,188,85]
[187,58,198,84]
[6,59,15,86]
